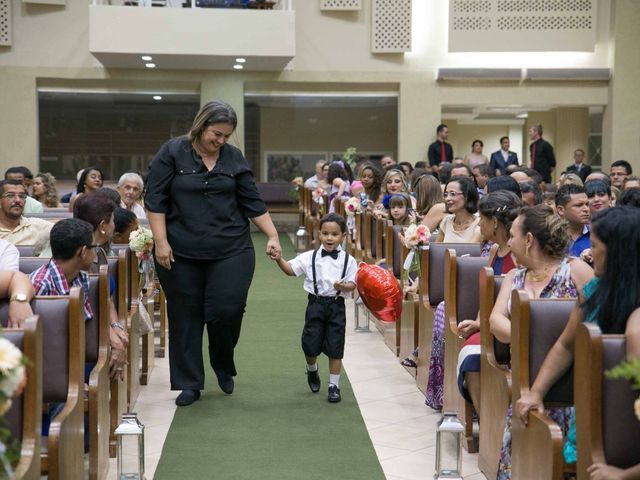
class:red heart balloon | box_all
[356,262,403,322]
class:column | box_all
[398,79,441,165]
[554,107,590,175]
[200,74,246,153]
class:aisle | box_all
[153,235,385,480]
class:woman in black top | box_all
[145,100,281,406]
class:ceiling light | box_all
[235,58,246,63]
[145,63,156,69]
[141,55,153,61]
[233,64,243,70]
[153,95,162,100]
[516,112,529,119]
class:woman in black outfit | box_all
[145,100,281,406]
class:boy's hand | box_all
[333,280,345,291]
[270,250,282,261]
[334,280,356,292]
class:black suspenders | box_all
[311,249,350,296]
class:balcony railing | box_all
[91,0,292,10]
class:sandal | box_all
[401,357,417,368]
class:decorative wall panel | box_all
[449,0,596,52]
[320,0,361,10]
[0,0,11,46]
[371,0,411,53]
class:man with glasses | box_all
[0,180,52,245]
[4,167,43,214]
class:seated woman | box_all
[414,173,447,233]
[69,167,104,212]
[358,163,383,207]
[112,208,140,245]
[490,204,594,479]
[515,206,640,480]
[327,161,352,213]
[32,172,60,208]
[456,190,523,413]
[375,168,416,218]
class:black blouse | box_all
[144,137,267,260]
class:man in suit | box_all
[427,124,453,175]
[489,136,519,176]
[528,124,556,183]
[566,148,592,182]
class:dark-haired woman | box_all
[358,163,383,206]
[145,100,281,407]
[69,167,104,212]
[112,208,139,245]
[516,206,640,480]
[327,161,351,213]
[490,205,593,479]
[435,177,482,243]
[464,139,488,169]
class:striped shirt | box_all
[29,258,93,321]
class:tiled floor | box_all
[107,299,487,480]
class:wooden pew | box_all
[478,267,509,480]
[362,211,384,265]
[442,249,488,452]
[1,288,85,480]
[575,323,640,480]
[415,243,482,395]
[511,291,575,480]
[4,316,42,480]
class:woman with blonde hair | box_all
[32,172,60,208]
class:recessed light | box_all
[233,64,243,70]
[235,58,246,63]
[145,63,156,69]
[141,55,153,61]
[153,95,162,100]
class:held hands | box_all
[155,240,175,271]
[457,319,480,339]
[266,237,282,260]
[514,391,544,427]
[587,463,626,480]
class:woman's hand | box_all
[109,347,127,381]
[587,463,626,480]
[8,301,34,328]
[266,236,281,260]
[514,391,544,427]
[457,319,480,339]
[155,239,174,270]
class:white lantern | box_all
[434,412,463,479]
[295,226,310,253]
[115,413,145,480]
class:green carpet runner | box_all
[153,234,385,480]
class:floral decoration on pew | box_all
[400,223,431,280]
[290,176,303,203]
[0,336,27,468]
[129,227,155,335]
[344,196,361,239]
[312,187,326,215]
[606,358,640,421]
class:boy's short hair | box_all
[50,218,94,261]
[556,184,586,207]
[320,212,347,234]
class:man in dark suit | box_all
[528,124,556,183]
[427,124,453,175]
[489,136,519,176]
[566,148,592,182]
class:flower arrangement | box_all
[400,224,431,279]
[129,227,154,262]
[606,358,640,421]
[344,197,361,217]
[342,147,358,171]
[289,177,303,203]
[0,336,27,467]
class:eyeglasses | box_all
[1,193,27,200]
[443,191,464,199]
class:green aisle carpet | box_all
[153,234,385,480]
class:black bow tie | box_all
[321,249,339,260]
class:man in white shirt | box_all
[303,160,327,189]
[117,172,147,220]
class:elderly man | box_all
[0,180,52,246]
[117,172,146,220]
[304,160,326,189]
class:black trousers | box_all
[155,248,256,390]
[302,295,346,359]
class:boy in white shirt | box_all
[272,213,357,403]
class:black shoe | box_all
[306,368,320,393]
[215,370,234,394]
[175,389,201,406]
[328,384,341,403]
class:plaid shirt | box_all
[29,259,93,321]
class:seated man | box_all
[30,218,127,379]
[4,167,43,214]
[555,184,591,257]
[0,180,52,245]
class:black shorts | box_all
[301,294,346,359]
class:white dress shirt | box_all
[289,247,357,298]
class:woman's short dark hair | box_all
[445,176,479,214]
[472,139,483,148]
[188,100,238,144]
[478,191,523,233]
[585,179,611,198]
[73,191,116,231]
[50,218,94,261]
[585,206,640,333]
[487,176,522,198]
[76,167,104,194]
[518,205,570,259]
[114,207,138,235]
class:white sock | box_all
[329,374,340,387]
[306,363,318,372]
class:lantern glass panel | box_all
[118,434,143,479]
[437,430,461,477]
